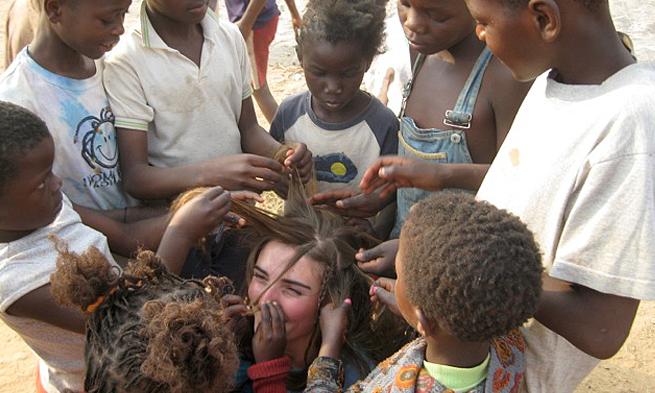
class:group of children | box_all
[0,0,654,392]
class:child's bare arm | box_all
[359,157,490,198]
[238,97,313,182]
[117,127,284,199]
[283,0,302,30]
[6,284,85,333]
[535,284,639,359]
[73,204,168,258]
[156,187,231,275]
[236,0,268,38]
[487,59,533,148]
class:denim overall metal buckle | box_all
[443,110,472,129]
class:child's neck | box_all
[29,22,96,79]
[146,6,203,45]
[424,334,490,368]
[553,14,635,85]
[437,31,484,64]
[0,229,35,243]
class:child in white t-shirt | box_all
[0,102,235,392]
[103,0,312,201]
[361,0,655,391]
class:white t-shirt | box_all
[103,3,252,169]
[0,196,117,393]
[476,63,655,393]
[0,48,135,211]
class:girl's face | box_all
[301,40,369,120]
[397,0,475,55]
[248,241,324,350]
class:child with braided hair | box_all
[50,244,293,393]
[0,101,238,393]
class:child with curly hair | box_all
[306,192,543,392]
[269,0,399,200]
[0,101,235,393]
[50,245,291,393]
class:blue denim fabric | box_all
[391,47,492,238]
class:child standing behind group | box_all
[103,0,312,201]
[307,193,543,392]
[270,0,398,196]
[225,0,302,123]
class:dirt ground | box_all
[0,0,653,392]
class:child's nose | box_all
[404,8,428,35]
[324,78,343,95]
[112,21,125,37]
[258,288,279,304]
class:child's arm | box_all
[73,204,168,258]
[117,128,285,199]
[283,0,302,31]
[155,187,232,275]
[5,284,86,333]
[238,97,313,183]
[359,157,490,198]
[535,284,639,359]
[236,0,268,39]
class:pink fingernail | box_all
[344,298,352,305]
[369,285,377,295]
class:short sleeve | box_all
[102,54,154,131]
[366,99,399,156]
[269,109,285,142]
[550,153,655,300]
[380,115,399,156]
[227,22,253,100]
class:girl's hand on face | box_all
[222,294,248,330]
[167,186,232,244]
[369,278,400,316]
[252,302,287,363]
[318,298,352,359]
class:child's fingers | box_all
[374,277,396,293]
[259,303,272,336]
[249,154,285,173]
[250,167,283,184]
[269,302,286,337]
[309,189,355,205]
[355,244,384,262]
[370,284,400,316]
[231,190,264,203]
[203,186,226,199]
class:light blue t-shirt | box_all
[0,48,134,210]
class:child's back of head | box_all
[50,243,239,393]
[398,192,542,342]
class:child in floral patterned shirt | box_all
[306,193,543,393]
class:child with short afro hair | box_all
[270,0,399,205]
[306,192,543,392]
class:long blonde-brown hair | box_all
[229,171,406,386]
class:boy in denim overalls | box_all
[324,0,532,276]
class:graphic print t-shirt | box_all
[0,48,134,210]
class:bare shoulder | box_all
[483,57,532,106]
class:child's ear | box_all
[43,0,64,23]
[415,309,436,337]
[527,0,561,43]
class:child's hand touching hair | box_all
[370,278,400,317]
[360,156,449,198]
[282,142,313,184]
[318,298,352,359]
[356,239,399,278]
[252,302,287,363]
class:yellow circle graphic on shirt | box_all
[330,162,348,176]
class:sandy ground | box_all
[0,0,653,392]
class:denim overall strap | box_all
[399,53,427,119]
[442,47,493,129]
